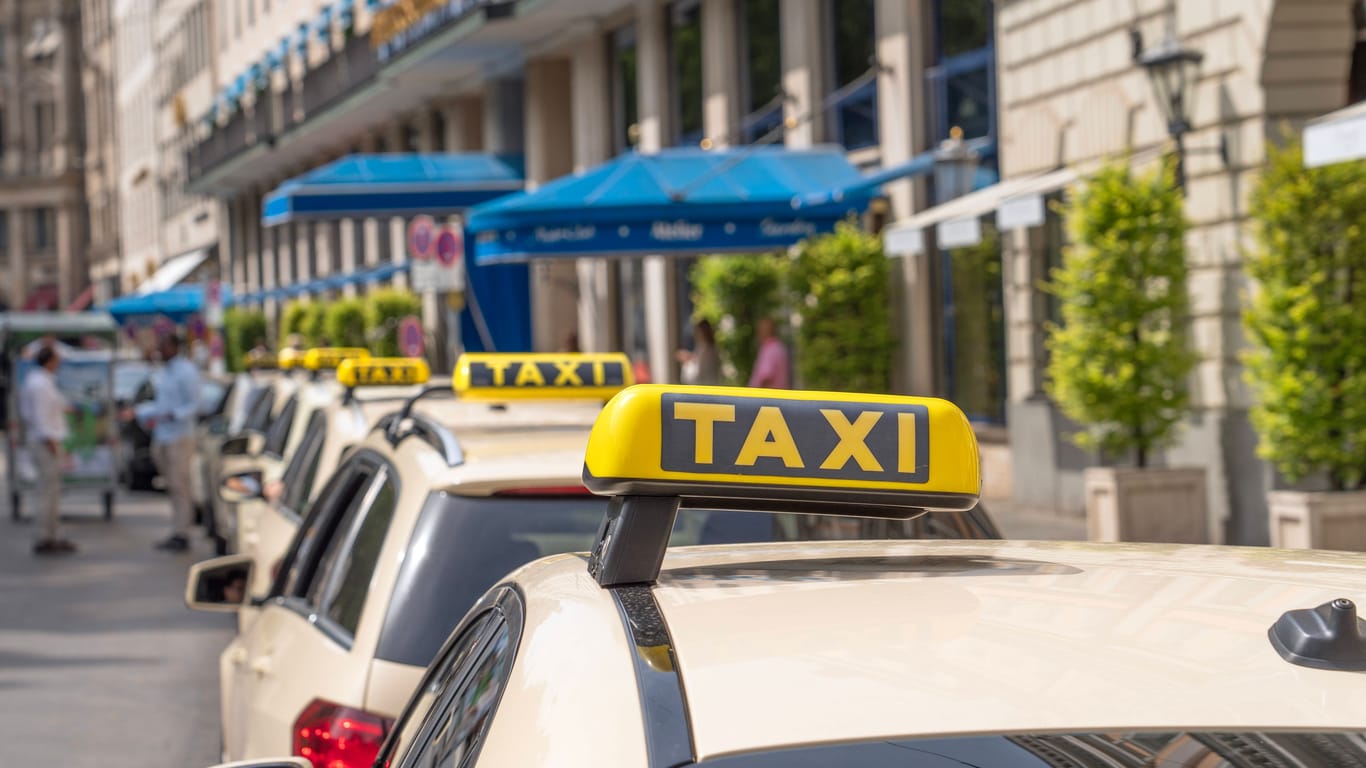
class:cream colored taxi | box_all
[349,386,1363,768]
[188,361,1006,768]
[224,357,437,606]
[214,348,370,550]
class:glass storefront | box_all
[739,0,783,144]
[669,0,704,146]
[827,0,878,149]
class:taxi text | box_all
[467,359,628,389]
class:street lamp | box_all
[933,126,981,203]
[1135,30,1204,188]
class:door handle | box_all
[249,656,273,676]
[227,646,248,666]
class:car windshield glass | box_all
[375,496,995,667]
[699,731,1366,766]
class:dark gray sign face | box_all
[659,393,930,484]
[466,360,628,389]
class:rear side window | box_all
[262,395,298,457]
[243,386,275,433]
[322,477,398,635]
[280,411,327,520]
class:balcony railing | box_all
[187,32,381,184]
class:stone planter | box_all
[1085,467,1208,543]
[1268,490,1366,551]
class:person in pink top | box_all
[747,317,790,389]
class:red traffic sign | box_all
[398,316,424,358]
[408,216,437,261]
[435,226,463,267]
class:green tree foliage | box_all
[279,301,311,350]
[691,254,787,385]
[788,221,895,392]
[1245,141,1366,490]
[323,298,368,349]
[299,302,327,345]
[365,288,423,357]
[223,308,267,372]
[1045,159,1196,467]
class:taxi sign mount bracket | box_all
[588,495,682,588]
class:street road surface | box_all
[0,482,232,767]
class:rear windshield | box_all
[700,732,1366,766]
[375,496,997,667]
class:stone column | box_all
[245,195,262,293]
[526,57,581,353]
[781,0,826,148]
[295,220,312,291]
[702,0,739,147]
[8,207,26,308]
[875,0,935,396]
[572,33,617,353]
[339,219,359,297]
[260,219,278,324]
[55,207,74,307]
[444,97,484,152]
[224,199,244,299]
[637,0,678,382]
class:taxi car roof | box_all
[410,397,605,431]
[508,539,1366,761]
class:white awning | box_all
[136,248,210,295]
[1304,100,1366,168]
[883,167,1077,255]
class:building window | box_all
[827,0,878,149]
[431,110,447,151]
[0,212,9,253]
[610,25,639,153]
[943,225,1006,424]
[739,0,782,144]
[402,123,419,152]
[33,101,55,158]
[928,0,995,143]
[1351,2,1366,104]
[669,0,703,146]
[31,208,52,251]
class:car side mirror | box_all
[219,472,264,505]
[221,430,265,457]
[207,758,311,768]
[185,554,255,613]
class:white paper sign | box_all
[937,217,983,250]
[996,194,1045,230]
[883,226,925,256]
[411,261,465,293]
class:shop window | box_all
[739,0,783,144]
[610,25,639,153]
[942,225,1006,424]
[827,0,878,150]
[928,0,995,143]
[669,0,704,146]
[30,208,52,251]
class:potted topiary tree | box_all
[1245,140,1366,550]
[1046,159,1206,542]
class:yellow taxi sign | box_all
[303,347,371,371]
[278,349,305,370]
[583,385,980,512]
[453,353,633,401]
[337,357,431,388]
[244,350,278,370]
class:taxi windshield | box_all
[374,495,999,668]
[701,731,1366,766]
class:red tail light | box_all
[494,485,592,497]
[292,698,393,768]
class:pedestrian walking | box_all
[132,333,202,552]
[677,319,721,385]
[747,317,790,389]
[21,346,75,555]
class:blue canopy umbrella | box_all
[105,285,234,325]
[261,153,524,226]
[465,146,885,265]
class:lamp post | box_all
[1135,31,1204,189]
[932,126,981,203]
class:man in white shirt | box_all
[133,333,202,552]
[20,347,75,555]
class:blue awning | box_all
[105,285,234,325]
[262,153,524,226]
[466,146,875,265]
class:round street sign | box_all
[435,226,463,267]
[398,316,425,357]
[408,216,437,261]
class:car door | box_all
[222,455,380,760]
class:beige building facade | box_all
[984,0,1361,543]
[81,0,120,304]
[0,0,88,310]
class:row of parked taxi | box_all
[186,348,1366,768]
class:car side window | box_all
[280,411,327,520]
[262,395,298,457]
[273,459,376,598]
[314,474,398,636]
[402,617,513,768]
[244,387,274,433]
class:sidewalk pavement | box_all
[0,482,233,767]
[982,496,1088,541]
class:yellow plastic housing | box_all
[453,352,634,401]
[337,357,432,388]
[302,347,372,371]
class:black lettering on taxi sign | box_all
[660,393,929,483]
[352,364,421,386]
[467,359,628,389]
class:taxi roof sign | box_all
[583,385,982,587]
[337,357,431,388]
[278,349,305,370]
[303,347,371,371]
[453,353,633,401]
[244,350,278,370]
[583,385,980,510]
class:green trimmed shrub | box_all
[365,288,423,357]
[298,302,327,346]
[691,254,787,385]
[1245,140,1366,490]
[279,301,311,350]
[223,308,268,372]
[324,297,368,349]
[1045,159,1196,467]
[788,221,895,392]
